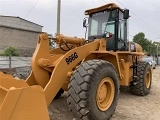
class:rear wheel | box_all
[130,61,152,96]
[67,60,119,120]
[153,64,156,69]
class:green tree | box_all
[0,46,19,69]
[147,43,157,56]
[153,42,160,56]
[133,32,151,52]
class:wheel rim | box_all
[145,70,151,88]
[96,77,115,111]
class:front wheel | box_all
[67,60,119,120]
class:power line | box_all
[101,0,160,39]
[130,11,160,34]
[102,0,113,3]
[129,35,134,37]
[25,0,40,18]
[102,0,107,3]
[114,0,160,34]
[130,19,159,37]
[154,37,160,40]
[130,18,159,36]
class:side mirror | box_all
[83,17,89,28]
[83,19,87,28]
[123,9,129,19]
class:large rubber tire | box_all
[130,61,152,96]
[67,60,119,120]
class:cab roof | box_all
[85,3,123,15]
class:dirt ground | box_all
[49,66,160,120]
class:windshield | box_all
[88,10,116,39]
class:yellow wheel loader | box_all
[0,3,152,120]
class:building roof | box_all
[0,15,43,27]
[0,15,43,32]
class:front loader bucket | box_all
[0,73,49,120]
[0,72,14,79]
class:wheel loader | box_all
[0,3,152,120]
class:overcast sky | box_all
[0,0,160,42]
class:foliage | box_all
[133,32,151,52]
[48,34,57,49]
[0,46,19,69]
[133,32,160,56]
[49,39,57,49]
[0,46,19,56]
[147,43,157,56]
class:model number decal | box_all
[65,52,78,65]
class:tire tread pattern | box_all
[67,60,119,120]
[130,61,152,96]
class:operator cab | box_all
[84,3,129,51]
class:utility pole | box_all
[57,0,61,34]
[156,44,159,65]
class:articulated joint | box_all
[38,58,51,67]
